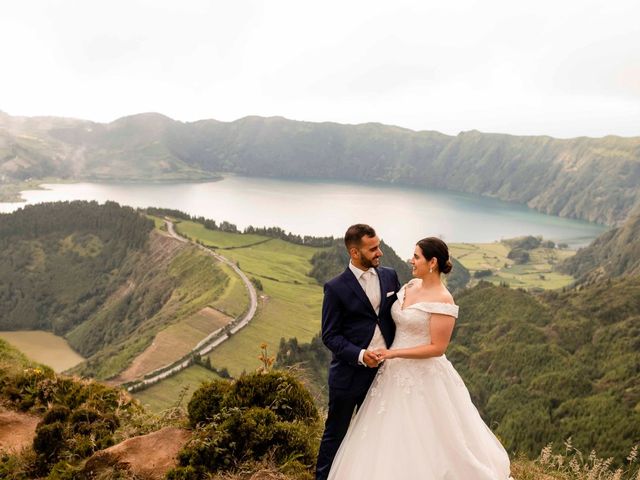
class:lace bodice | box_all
[390,284,459,350]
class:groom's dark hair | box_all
[344,224,376,249]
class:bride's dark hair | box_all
[417,237,453,274]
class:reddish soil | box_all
[0,407,39,453]
[82,426,191,479]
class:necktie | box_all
[362,269,385,350]
[363,270,380,315]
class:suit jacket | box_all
[321,266,400,391]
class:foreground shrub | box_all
[187,378,230,427]
[33,422,65,468]
[1,367,139,477]
[188,371,318,427]
[224,371,318,422]
[171,371,320,479]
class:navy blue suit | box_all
[315,266,400,480]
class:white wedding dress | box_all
[328,284,512,480]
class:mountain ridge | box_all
[1,111,639,225]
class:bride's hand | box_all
[374,348,395,361]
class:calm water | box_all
[0,176,606,258]
[0,331,85,372]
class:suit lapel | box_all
[343,268,377,317]
[376,267,387,310]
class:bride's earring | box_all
[429,267,433,273]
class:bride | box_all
[328,237,512,479]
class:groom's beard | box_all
[360,254,381,269]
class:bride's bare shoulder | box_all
[434,287,455,305]
[405,279,421,288]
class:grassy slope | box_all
[176,220,267,248]
[450,242,576,290]
[0,338,38,376]
[71,239,230,379]
[117,308,233,381]
[174,220,326,376]
[211,262,250,318]
[206,239,325,376]
[133,364,222,412]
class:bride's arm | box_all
[376,313,455,360]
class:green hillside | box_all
[2,112,639,225]
[172,219,327,377]
[559,207,640,283]
[0,337,37,375]
[0,201,233,380]
[453,280,640,464]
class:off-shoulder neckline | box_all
[399,284,457,311]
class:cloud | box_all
[0,0,638,137]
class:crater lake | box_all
[0,176,606,258]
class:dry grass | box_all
[511,441,640,480]
[116,307,233,382]
[204,456,313,480]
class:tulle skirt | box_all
[328,355,512,479]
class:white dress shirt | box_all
[348,262,387,366]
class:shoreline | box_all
[0,175,224,203]
[0,176,607,255]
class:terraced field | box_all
[450,242,576,290]
[116,307,233,382]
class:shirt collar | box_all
[349,261,377,280]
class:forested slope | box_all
[0,201,230,379]
[559,205,640,283]
[452,279,640,463]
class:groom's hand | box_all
[363,350,380,368]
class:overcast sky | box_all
[1,0,639,138]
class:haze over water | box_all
[0,176,606,258]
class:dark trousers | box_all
[315,371,376,480]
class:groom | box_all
[315,224,400,480]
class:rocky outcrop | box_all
[81,427,191,480]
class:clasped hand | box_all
[363,348,395,367]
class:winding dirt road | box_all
[165,220,258,341]
[125,220,257,391]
